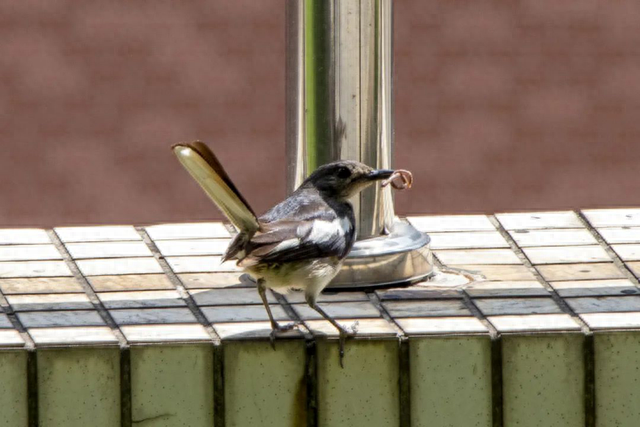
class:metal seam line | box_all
[489,215,596,427]
[430,254,500,338]
[0,277,37,427]
[0,278,35,350]
[458,291,504,427]
[366,291,410,427]
[488,216,592,331]
[49,230,129,344]
[271,292,318,427]
[576,210,640,289]
[431,255,504,427]
[489,335,505,427]
[305,338,318,427]
[397,338,411,427]
[119,347,132,427]
[135,228,221,344]
[26,350,38,427]
[0,288,34,348]
[212,344,225,427]
[460,293,503,427]
[135,228,225,427]
[583,333,596,427]
[48,229,132,427]
[574,210,640,427]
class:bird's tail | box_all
[172,141,260,234]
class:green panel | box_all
[502,334,584,427]
[224,340,306,427]
[38,347,120,427]
[595,332,640,427]
[0,350,28,427]
[410,336,492,427]
[317,340,399,427]
[131,345,214,427]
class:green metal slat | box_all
[130,345,214,427]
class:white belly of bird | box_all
[246,257,342,296]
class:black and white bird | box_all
[173,141,394,359]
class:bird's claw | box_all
[269,321,301,350]
[346,320,359,335]
[337,321,359,368]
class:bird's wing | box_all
[239,217,354,267]
[172,141,260,234]
[260,187,338,223]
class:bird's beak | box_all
[367,169,394,181]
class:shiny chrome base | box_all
[328,218,433,289]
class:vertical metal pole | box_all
[285,0,305,196]
[286,0,432,287]
[286,0,394,239]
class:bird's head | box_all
[301,160,394,201]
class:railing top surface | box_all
[1,208,640,347]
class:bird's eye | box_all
[337,167,351,179]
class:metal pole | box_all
[286,0,432,287]
[286,0,394,238]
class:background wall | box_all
[1,0,639,227]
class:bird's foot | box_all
[345,320,359,335]
[337,321,359,368]
[269,321,302,350]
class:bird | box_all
[172,141,396,362]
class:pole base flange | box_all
[328,218,433,289]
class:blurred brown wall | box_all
[1,0,640,227]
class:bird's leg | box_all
[257,279,279,331]
[306,297,358,368]
[257,279,299,349]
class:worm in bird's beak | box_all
[381,170,414,190]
